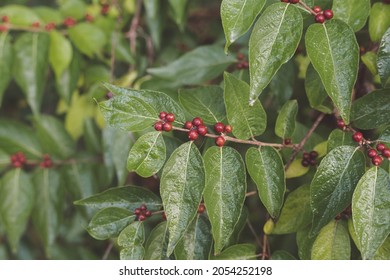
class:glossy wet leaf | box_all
[311,220,351,260]
[374,237,390,260]
[226,207,248,247]
[221,0,266,52]
[144,222,171,260]
[327,129,355,152]
[87,207,134,240]
[369,3,390,43]
[127,132,166,178]
[179,86,226,124]
[0,33,12,108]
[204,146,246,254]
[118,221,145,260]
[174,215,212,260]
[160,142,205,256]
[0,169,35,252]
[271,250,296,260]
[275,100,298,139]
[305,19,359,124]
[68,23,107,57]
[350,89,390,129]
[296,225,317,260]
[224,72,266,140]
[332,0,370,32]
[246,146,285,218]
[310,146,365,236]
[378,28,390,88]
[211,244,256,260]
[249,3,302,102]
[352,167,390,260]
[49,30,72,79]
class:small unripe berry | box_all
[192,117,203,127]
[382,149,390,158]
[377,143,386,151]
[197,204,205,214]
[197,125,208,136]
[313,6,322,13]
[372,155,383,166]
[159,111,167,120]
[214,122,225,133]
[215,136,226,147]
[310,151,319,159]
[323,9,334,20]
[188,130,199,141]
[165,113,175,123]
[336,119,346,130]
[352,132,363,143]
[315,14,325,23]
[301,160,309,167]
[367,149,378,158]
[224,125,233,133]
[154,121,163,131]
[236,62,244,69]
[184,121,193,130]
[163,122,173,132]
[138,214,146,221]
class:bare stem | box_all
[261,234,269,260]
[128,0,143,56]
[298,0,317,16]
[102,241,114,260]
[247,219,263,250]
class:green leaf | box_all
[58,0,86,20]
[0,33,12,108]
[211,244,256,260]
[13,32,50,115]
[83,118,102,153]
[305,19,359,124]
[246,146,285,218]
[144,222,171,260]
[310,146,365,236]
[68,23,107,57]
[32,168,63,256]
[249,3,302,102]
[160,142,205,256]
[118,221,145,260]
[374,236,390,260]
[378,28,390,88]
[224,72,266,139]
[311,220,351,260]
[304,64,333,114]
[378,126,390,144]
[285,158,310,179]
[0,5,41,26]
[49,30,73,79]
[87,207,134,240]
[99,94,157,132]
[347,218,361,251]
[227,207,248,247]
[174,215,212,260]
[147,45,236,88]
[127,132,166,178]
[369,3,390,43]
[327,129,355,152]
[332,0,370,32]
[168,0,188,31]
[74,185,162,211]
[361,51,378,76]
[103,83,185,123]
[32,114,76,159]
[273,185,312,234]
[275,100,298,139]
[350,89,390,129]
[0,169,34,252]
[204,146,246,254]
[271,250,296,260]
[221,0,266,52]
[296,225,317,260]
[144,0,164,50]
[33,7,63,24]
[179,86,226,124]
[352,167,390,260]
[269,60,296,105]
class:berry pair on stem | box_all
[154,112,175,132]
[312,6,333,23]
[134,204,152,221]
[213,122,232,147]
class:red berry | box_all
[159,111,167,120]
[188,130,199,141]
[163,122,173,132]
[184,121,193,130]
[237,53,245,60]
[165,113,175,123]
[242,61,249,68]
[197,204,205,214]
[313,6,322,13]
[301,160,310,167]
[154,121,163,131]
[377,143,386,151]
[284,138,292,145]
[323,9,334,20]
[315,14,325,23]
[140,204,147,211]
[105,92,113,99]
[1,15,9,23]
[215,136,226,147]
[134,208,141,215]
[352,132,363,143]
[382,149,390,158]
[310,151,319,159]
[85,14,94,22]
[281,0,289,2]
[145,210,152,217]
[0,25,8,32]
[372,155,383,166]
[367,149,378,158]
[197,125,208,136]
[138,214,146,221]
[101,4,110,15]
[63,17,76,27]
[224,125,233,133]
[214,122,225,133]
[12,161,22,168]
[290,0,299,4]
[336,119,346,130]
[236,62,244,69]
[31,21,40,28]
[192,117,203,127]
[303,152,310,160]
[45,22,56,31]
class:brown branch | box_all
[102,241,114,260]
[298,0,317,15]
[109,0,122,81]
[128,0,143,56]
[245,190,257,197]
[261,234,269,260]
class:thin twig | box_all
[261,234,268,260]
[128,0,143,56]
[109,0,121,81]
[102,241,114,260]
[245,190,257,197]
[247,219,263,250]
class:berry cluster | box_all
[40,154,54,168]
[154,112,175,132]
[134,204,152,221]
[184,117,208,141]
[214,122,232,147]
[236,53,249,69]
[197,203,206,214]
[301,151,318,167]
[10,152,27,168]
[366,143,390,166]
[335,205,352,221]
[312,6,333,23]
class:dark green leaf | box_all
[174,215,212,260]
[271,250,296,260]
[269,60,296,105]
[296,225,317,260]
[144,222,171,260]
[221,0,266,52]
[68,23,107,57]
[305,19,359,123]
[378,126,390,144]
[49,30,72,79]
[378,28,390,88]
[32,168,63,256]
[0,33,12,108]
[275,100,298,139]
[327,129,355,152]
[352,167,390,260]
[0,5,41,26]
[0,169,34,252]
[332,0,370,32]
[74,185,162,211]
[168,0,188,31]
[147,45,236,88]
[311,220,350,260]
[310,146,365,236]
[224,72,266,139]
[127,132,166,178]
[144,0,164,49]
[87,207,134,240]
[118,221,145,260]
[179,86,226,124]
[227,207,248,247]
[246,146,285,218]
[350,89,390,129]
[211,244,256,260]
[160,142,205,256]
[369,3,390,43]
[204,146,246,254]
[249,3,302,102]
[83,118,102,153]
[273,185,312,234]
[13,32,49,115]
[361,51,378,76]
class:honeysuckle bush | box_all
[0,0,389,260]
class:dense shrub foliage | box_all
[0,0,389,260]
